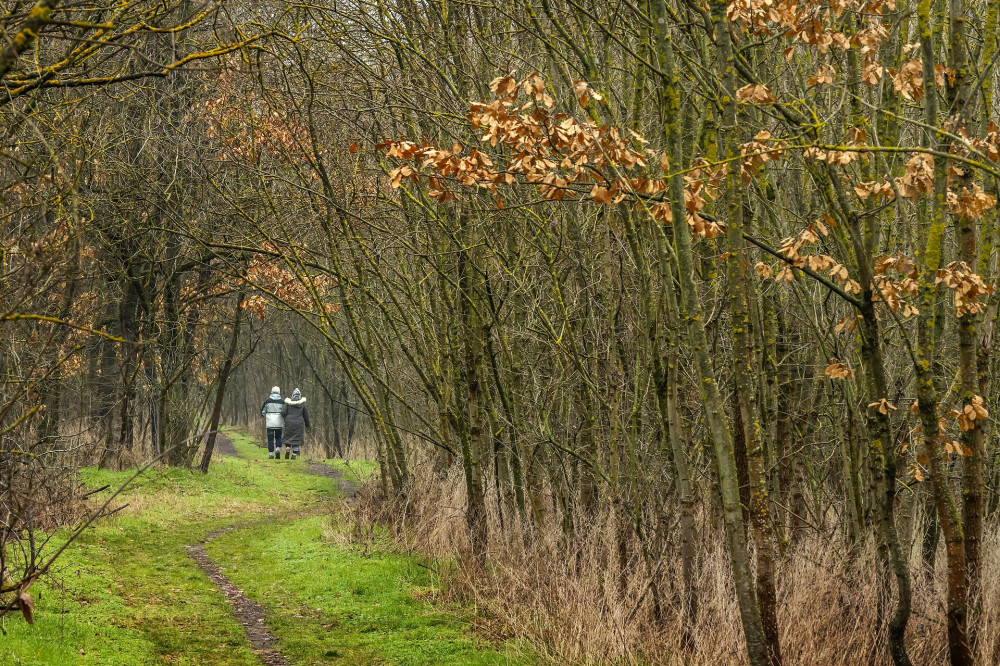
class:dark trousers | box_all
[267,428,283,454]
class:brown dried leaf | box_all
[736,84,778,106]
[824,362,853,379]
[16,591,34,624]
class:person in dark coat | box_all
[280,388,310,459]
[261,386,285,459]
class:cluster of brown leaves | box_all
[888,56,955,102]
[200,62,310,165]
[202,94,310,164]
[873,253,919,318]
[729,0,894,103]
[802,129,870,166]
[385,142,499,201]
[948,184,997,219]
[803,145,865,165]
[765,219,861,292]
[238,294,269,320]
[888,59,923,101]
[668,159,728,238]
[382,73,726,238]
[3,173,60,209]
[739,132,784,181]
[852,154,996,223]
[944,440,973,456]
[968,124,1000,161]
[736,84,777,106]
[869,398,896,415]
[908,396,986,471]
[239,245,334,318]
[935,261,993,317]
[833,314,862,333]
[894,154,934,198]
[807,65,836,87]
[853,180,895,200]
[728,0,892,51]
[385,72,646,204]
[946,395,990,433]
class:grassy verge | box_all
[2,428,526,665]
[316,458,380,486]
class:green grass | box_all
[1,428,529,665]
[207,517,526,665]
[316,458,379,485]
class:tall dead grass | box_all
[347,465,1000,665]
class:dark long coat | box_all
[281,397,311,446]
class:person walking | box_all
[261,386,285,459]
[280,388,310,459]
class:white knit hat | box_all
[271,386,280,394]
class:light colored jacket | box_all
[261,392,284,429]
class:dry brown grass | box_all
[1,458,89,534]
[346,466,1000,665]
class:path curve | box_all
[185,446,358,665]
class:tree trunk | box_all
[652,3,770,662]
[200,292,244,474]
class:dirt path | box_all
[184,454,357,665]
[213,433,242,458]
[305,461,358,499]
[186,532,289,666]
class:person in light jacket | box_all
[261,386,285,460]
[280,388,310,459]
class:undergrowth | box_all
[345,461,1000,666]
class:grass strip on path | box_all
[206,515,528,665]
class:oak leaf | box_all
[808,65,836,86]
[868,398,896,415]
[736,84,778,106]
[15,590,34,624]
[824,362,853,379]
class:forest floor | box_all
[2,429,530,665]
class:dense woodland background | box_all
[5,0,1000,663]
